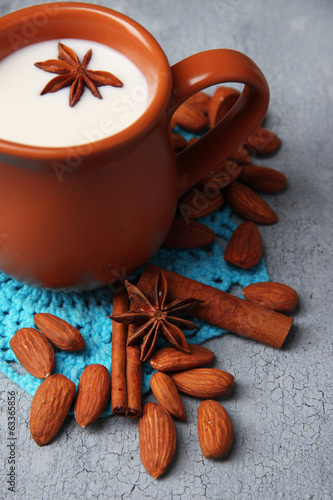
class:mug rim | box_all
[0,2,172,161]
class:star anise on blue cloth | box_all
[34,42,123,107]
[110,270,203,361]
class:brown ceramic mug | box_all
[0,2,269,291]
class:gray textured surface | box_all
[0,0,332,499]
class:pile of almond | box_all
[10,313,111,445]
[141,344,234,478]
[11,311,236,477]
[10,279,297,468]
[167,85,286,271]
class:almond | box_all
[239,164,287,193]
[242,281,298,312]
[179,185,223,221]
[170,368,234,399]
[34,313,86,351]
[138,402,176,478]
[171,132,187,152]
[186,91,211,114]
[224,181,279,224]
[163,218,216,248]
[224,221,262,269]
[208,86,241,127]
[10,327,55,379]
[150,372,186,421]
[198,400,234,458]
[229,145,252,164]
[29,373,76,446]
[172,101,208,132]
[245,126,281,155]
[74,364,111,428]
[149,344,214,372]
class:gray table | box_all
[0,1,332,499]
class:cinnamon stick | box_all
[111,289,128,416]
[139,264,293,348]
[125,324,142,418]
[124,272,146,418]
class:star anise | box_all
[110,271,203,361]
[34,42,123,107]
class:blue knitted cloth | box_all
[0,128,269,415]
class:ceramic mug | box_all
[0,2,269,291]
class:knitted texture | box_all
[0,127,269,415]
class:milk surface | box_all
[0,39,149,147]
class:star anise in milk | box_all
[35,42,123,107]
[110,271,203,361]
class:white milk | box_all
[0,39,149,147]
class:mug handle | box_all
[167,49,270,196]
